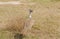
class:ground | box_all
[0,0,60,39]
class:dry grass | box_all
[0,0,60,39]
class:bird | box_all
[14,9,34,39]
[20,9,34,35]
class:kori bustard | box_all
[22,9,34,34]
[14,9,34,39]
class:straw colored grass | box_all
[0,0,60,39]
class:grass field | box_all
[0,0,60,39]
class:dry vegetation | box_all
[0,0,60,39]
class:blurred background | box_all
[0,0,60,39]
